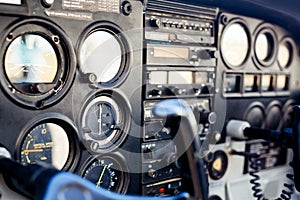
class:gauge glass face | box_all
[255,32,275,64]
[221,23,249,67]
[80,92,130,153]
[80,30,123,83]
[255,33,269,61]
[278,41,292,68]
[86,101,117,140]
[82,96,121,142]
[265,105,282,130]
[245,105,265,128]
[20,123,69,170]
[4,34,58,84]
[82,156,127,193]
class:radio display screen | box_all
[153,46,189,59]
[168,71,193,84]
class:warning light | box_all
[159,188,165,193]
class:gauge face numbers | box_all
[79,28,128,86]
[80,92,130,153]
[82,155,129,193]
[5,34,58,85]
[221,22,250,68]
[20,123,70,170]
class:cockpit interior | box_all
[0,0,299,199]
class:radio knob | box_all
[169,87,184,95]
[200,111,217,125]
[150,18,161,28]
[149,89,162,96]
[148,169,157,178]
[177,22,184,29]
[208,50,218,58]
[174,88,183,95]
[201,85,211,94]
[171,22,178,28]
[193,88,201,95]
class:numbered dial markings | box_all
[82,156,128,193]
[20,123,70,170]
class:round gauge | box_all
[244,102,265,128]
[79,90,131,153]
[265,101,282,130]
[208,151,228,180]
[17,114,80,171]
[220,21,250,68]
[0,18,75,109]
[78,24,129,87]
[81,154,129,193]
[253,26,277,68]
[20,123,69,169]
[5,34,58,84]
[282,100,296,128]
[278,38,294,69]
[83,96,120,141]
[255,33,270,61]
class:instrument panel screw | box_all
[122,1,132,16]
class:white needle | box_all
[98,103,102,136]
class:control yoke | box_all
[152,99,208,200]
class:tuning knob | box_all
[149,17,161,28]
[201,85,212,94]
[200,111,217,124]
[149,89,162,96]
[168,86,185,96]
[172,87,183,95]
[193,88,201,95]
[148,169,157,178]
